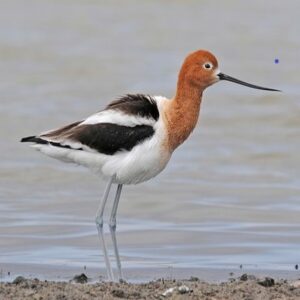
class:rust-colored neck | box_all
[164,78,203,152]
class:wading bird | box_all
[21,50,279,280]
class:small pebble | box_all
[258,277,275,287]
[240,274,248,281]
[189,276,199,282]
[178,285,190,294]
[72,273,88,284]
[13,276,26,285]
[111,289,125,298]
[162,287,176,297]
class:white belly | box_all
[101,137,171,184]
[34,135,170,185]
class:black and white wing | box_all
[21,94,160,156]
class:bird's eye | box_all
[203,62,213,70]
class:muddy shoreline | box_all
[1,273,300,300]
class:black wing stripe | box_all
[20,136,83,150]
[107,94,159,121]
[70,123,155,155]
[21,136,48,144]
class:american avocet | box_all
[21,50,279,280]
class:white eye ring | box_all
[203,62,213,70]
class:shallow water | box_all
[0,0,300,279]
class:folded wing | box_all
[21,94,160,156]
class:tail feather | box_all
[20,136,82,151]
[20,136,48,144]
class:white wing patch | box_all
[80,109,155,127]
[80,95,168,127]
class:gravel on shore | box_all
[1,273,300,300]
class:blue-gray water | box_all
[0,0,300,280]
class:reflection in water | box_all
[95,178,123,281]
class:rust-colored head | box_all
[177,49,280,93]
[178,50,220,91]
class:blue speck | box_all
[274,58,279,64]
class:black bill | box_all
[218,72,281,92]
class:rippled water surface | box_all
[0,0,300,279]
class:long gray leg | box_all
[95,177,114,281]
[109,184,123,281]
[95,176,114,227]
[109,184,123,229]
